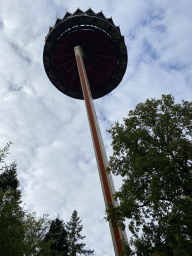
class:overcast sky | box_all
[0,0,192,255]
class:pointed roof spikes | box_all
[107,17,115,26]
[55,18,62,26]
[63,11,72,19]
[45,8,124,42]
[44,8,127,99]
[49,26,54,33]
[96,11,106,19]
[45,26,54,41]
[73,8,83,15]
[115,26,120,33]
[85,8,95,15]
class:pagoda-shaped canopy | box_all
[43,8,128,100]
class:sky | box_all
[0,0,192,255]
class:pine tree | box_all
[0,160,25,255]
[0,143,52,256]
[66,210,94,256]
[42,218,69,256]
[0,161,19,191]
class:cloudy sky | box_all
[0,0,192,255]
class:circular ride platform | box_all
[43,8,128,99]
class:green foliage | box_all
[0,143,94,256]
[105,94,192,255]
[0,187,25,255]
[0,142,13,171]
[66,210,94,256]
[41,217,69,256]
[0,157,25,256]
[23,212,51,256]
[0,161,19,191]
[0,143,51,256]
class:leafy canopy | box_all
[105,94,192,256]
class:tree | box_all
[41,218,69,256]
[105,94,192,255]
[0,158,26,256]
[66,210,94,256]
[23,212,51,256]
[0,143,52,256]
[0,142,13,171]
[0,161,19,192]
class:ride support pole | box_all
[74,45,128,256]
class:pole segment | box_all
[74,46,127,256]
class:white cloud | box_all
[0,0,192,255]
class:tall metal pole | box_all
[74,46,127,256]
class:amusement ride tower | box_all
[43,8,128,256]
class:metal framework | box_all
[43,8,127,99]
[43,8,128,256]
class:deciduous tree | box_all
[105,94,192,255]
